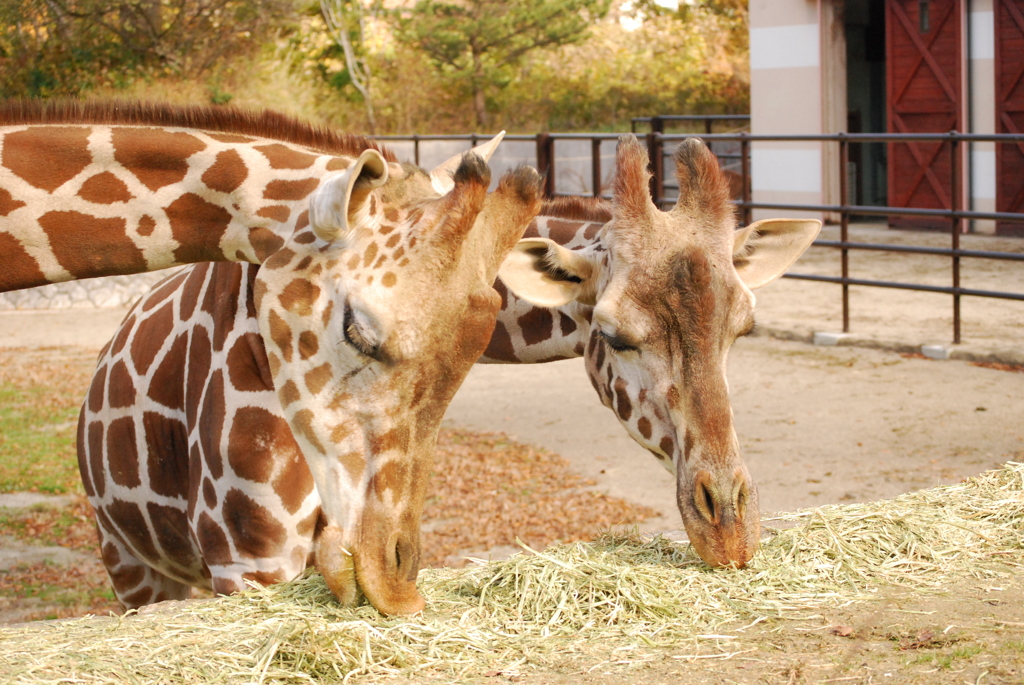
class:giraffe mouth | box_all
[677,468,761,568]
[314,522,426,616]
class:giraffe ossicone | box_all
[1,101,550,615]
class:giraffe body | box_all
[4,101,546,615]
[84,136,819,608]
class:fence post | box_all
[740,132,751,226]
[646,132,663,206]
[536,133,555,198]
[839,133,850,334]
[951,131,961,344]
[591,138,602,198]
[413,134,420,166]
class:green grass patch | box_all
[0,383,83,494]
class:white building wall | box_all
[749,0,824,221]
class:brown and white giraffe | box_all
[2,100,549,615]
[85,134,819,605]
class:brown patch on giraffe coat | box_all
[198,370,227,479]
[683,430,695,462]
[202,149,248,193]
[256,205,291,223]
[130,301,173,375]
[147,333,187,411]
[660,435,675,458]
[637,416,653,440]
[558,312,577,337]
[111,314,135,355]
[165,193,233,264]
[263,178,320,202]
[483,321,516,361]
[108,562,145,596]
[203,478,217,509]
[142,270,188,311]
[227,333,275,392]
[279,278,320,316]
[0,187,27,216]
[518,308,554,347]
[206,132,256,144]
[381,271,397,288]
[185,326,212,428]
[267,310,293,363]
[37,211,145,280]
[293,230,315,245]
[271,435,313,515]
[208,263,242,352]
[227,406,284,484]
[106,416,141,488]
[77,172,133,204]
[326,157,349,171]
[0,234,41,289]
[255,143,318,169]
[197,512,233,565]
[179,263,208,321]
[112,128,206,192]
[278,380,301,407]
[384,232,401,249]
[107,360,136,409]
[363,242,378,268]
[296,509,320,537]
[87,364,107,412]
[297,330,319,360]
[2,126,91,192]
[137,215,156,236]
[87,421,105,497]
[108,498,160,560]
[263,247,296,270]
[121,587,154,607]
[346,254,360,271]
[223,488,288,559]
[146,502,193,560]
[613,377,632,421]
[249,227,287,263]
[304,363,333,396]
[143,412,189,499]
[291,409,326,455]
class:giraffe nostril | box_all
[693,473,718,524]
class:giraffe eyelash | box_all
[598,330,638,353]
[342,303,379,359]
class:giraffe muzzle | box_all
[677,468,761,568]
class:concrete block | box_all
[921,344,951,360]
[813,331,852,346]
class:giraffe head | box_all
[254,146,543,615]
[500,136,820,568]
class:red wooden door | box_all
[996,0,1024,236]
[886,0,963,230]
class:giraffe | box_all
[2,100,548,615]
[85,134,820,601]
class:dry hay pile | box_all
[2,462,1021,684]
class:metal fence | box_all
[375,130,1024,345]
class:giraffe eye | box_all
[342,303,379,359]
[598,330,638,353]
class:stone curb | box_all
[753,325,1024,367]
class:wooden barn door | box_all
[886,0,963,230]
[996,0,1024,236]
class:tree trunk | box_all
[471,49,488,129]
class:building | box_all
[749,0,1022,234]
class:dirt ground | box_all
[1,224,1023,681]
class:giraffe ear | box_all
[732,218,821,289]
[310,149,389,242]
[429,131,506,194]
[498,238,597,307]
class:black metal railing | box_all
[374,130,1024,345]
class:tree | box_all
[320,0,379,133]
[395,0,610,129]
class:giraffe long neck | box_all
[481,213,605,364]
[0,123,349,292]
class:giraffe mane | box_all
[541,196,613,223]
[0,99,397,162]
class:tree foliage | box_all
[395,0,611,127]
[0,0,295,99]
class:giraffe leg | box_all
[95,517,191,610]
